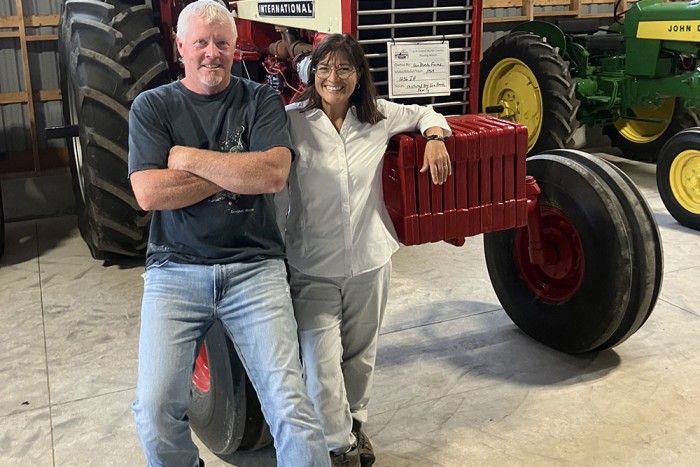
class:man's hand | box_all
[419,139,451,185]
[167,145,193,171]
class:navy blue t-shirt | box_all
[128,77,293,266]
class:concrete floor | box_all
[1,152,700,467]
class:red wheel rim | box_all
[515,206,585,303]
[192,345,211,393]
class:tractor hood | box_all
[234,0,347,33]
[627,0,700,41]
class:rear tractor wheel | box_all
[604,98,700,163]
[484,150,662,353]
[59,0,170,259]
[656,127,700,230]
[480,32,580,155]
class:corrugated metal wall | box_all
[483,4,616,51]
[0,0,63,156]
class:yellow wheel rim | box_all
[482,58,543,151]
[669,149,700,214]
[614,98,675,143]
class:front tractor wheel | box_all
[656,127,700,230]
[604,98,700,163]
[188,322,271,459]
[484,151,662,353]
[480,32,580,155]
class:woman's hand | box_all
[420,139,451,185]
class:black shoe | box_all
[330,445,360,467]
[352,420,376,467]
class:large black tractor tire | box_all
[656,127,700,230]
[480,32,580,155]
[189,322,271,458]
[58,0,170,259]
[484,151,662,353]
[546,149,663,349]
[604,98,700,163]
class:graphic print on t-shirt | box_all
[209,125,256,214]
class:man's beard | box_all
[201,72,224,88]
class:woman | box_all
[284,34,451,467]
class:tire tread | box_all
[60,0,169,258]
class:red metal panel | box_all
[499,118,529,227]
[414,135,433,243]
[447,116,495,232]
[466,125,481,237]
[514,130,528,227]
[474,115,528,230]
[382,135,419,245]
[448,125,480,238]
[469,0,484,115]
[443,136,457,241]
[459,117,507,231]
[476,116,516,229]
[429,152,445,243]
[382,113,529,246]
[342,0,357,34]
[414,134,446,243]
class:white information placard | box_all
[387,42,451,98]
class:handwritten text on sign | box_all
[387,42,450,98]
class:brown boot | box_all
[352,420,375,467]
[330,445,360,467]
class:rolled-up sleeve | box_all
[379,99,452,138]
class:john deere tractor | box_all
[480,0,700,229]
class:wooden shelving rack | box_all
[0,0,64,176]
[483,0,639,23]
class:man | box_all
[128,1,329,466]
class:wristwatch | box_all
[425,134,445,142]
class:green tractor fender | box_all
[511,21,567,57]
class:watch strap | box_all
[425,134,445,142]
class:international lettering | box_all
[258,2,314,17]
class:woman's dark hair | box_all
[298,34,385,124]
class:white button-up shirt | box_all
[283,99,450,278]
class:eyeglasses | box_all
[314,65,356,79]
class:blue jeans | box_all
[132,259,329,467]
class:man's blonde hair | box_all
[176,0,236,40]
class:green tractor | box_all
[480,0,700,230]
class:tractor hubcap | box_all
[614,97,675,143]
[483,58,543,151]
[515,206,585,303]
[670,149,700,214]
[193,345,211,393]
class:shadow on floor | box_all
[377,301,621,388]
[0,216,147,270]
[1,217,78,267]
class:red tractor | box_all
[58,0,662,458]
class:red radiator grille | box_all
[382,115,528,246]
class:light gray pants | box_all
[290,262,391,453]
